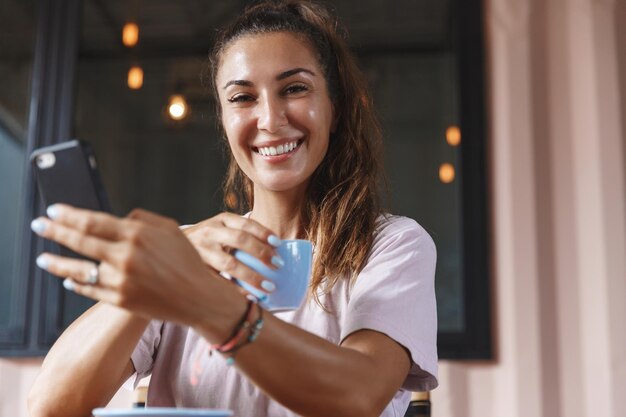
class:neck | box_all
[250,185,307,239]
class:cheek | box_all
[301,97,333,131]
[222,111,248,141]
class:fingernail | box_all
[30,218,47,234]
[261,280,276,292]
[267,235,282,247]
[46,204,59,220]
[271,255,285,268]
[36,255,49,270]
[63,279,75,291]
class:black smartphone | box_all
[31,140,111,261]
[30,139,111,213]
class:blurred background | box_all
[0,0,624,417]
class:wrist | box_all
[215,300,264,366]
[192,286,249,344]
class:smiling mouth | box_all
[252,139,304,156]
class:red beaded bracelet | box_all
[220,304,264,365]
[190,298,265,384]
[210,299,256,353]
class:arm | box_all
[31,206,425,417]
[195,313,411,417]
[191,218,433,417]
[28,302,149,417]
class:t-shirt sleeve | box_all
[124,319,164,390]
[340,217,438,391]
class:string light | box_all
[439,163,455,184]
[127,66,143,89]
[122,22,139,47]
[167,94,189,120]
[446,126,461,147]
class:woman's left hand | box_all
[31,204,241,327]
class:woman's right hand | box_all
[183,212,283,294]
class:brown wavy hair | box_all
[208,0,385,301]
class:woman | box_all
[28,1,437,416]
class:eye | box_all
[227,94,255,103]
[282,83,309,95]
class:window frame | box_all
[436,0,492,359]
[0,0,81,356]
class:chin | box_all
[260,182,302,193]
[255,175,308,193]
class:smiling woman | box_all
[218,33,334,196]
[219,35,334,204]
[28,2,437,417]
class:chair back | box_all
[404,391,431,417]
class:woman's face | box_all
[216,32,335,195]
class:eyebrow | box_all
[277,67,315,80]
[222,67,316,89]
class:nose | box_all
[256,94,287,133]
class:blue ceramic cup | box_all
[233,239,313,312]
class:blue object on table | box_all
[92,408,233,417]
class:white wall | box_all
[0,358,134,416]
[431,0,626,416]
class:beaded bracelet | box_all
[221,304,264,365]
[210,299,256,353]
[189,299,261,385]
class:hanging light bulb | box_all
[127,66,143,89]
[167,94,189,120]
[122,22,139,47]
[446,125,461,147]
[439,163,455,184]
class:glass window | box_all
[72,1,465,334]
[72,0,474,344]
[1,0,487,357]
[362,53,463,333]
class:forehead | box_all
[216,32,321,83]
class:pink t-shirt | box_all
[128,215,438,416]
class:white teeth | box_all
[257,140,299,156]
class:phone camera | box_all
[36,153,56,169]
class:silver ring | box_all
[86,266,99,285]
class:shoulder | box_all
[371,214,436,258]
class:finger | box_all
[217,213,282,247]
[205,248,276,294]
[31,217,118,265]
[62,279,121,305]
[207,227,283,269]
[36,253,119,288]
[36,253,98,284]
[44,204,126,241]
[126,208,178,229]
